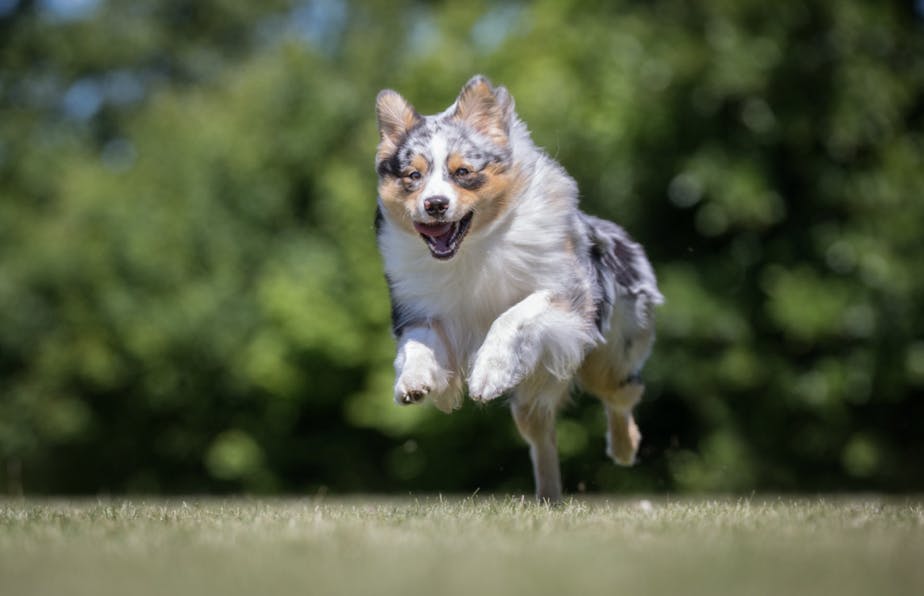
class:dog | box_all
[373,75,662,501]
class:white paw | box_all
[394,363,451,406]
[468,347,522,402]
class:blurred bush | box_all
[1,0,922,495]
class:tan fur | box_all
[377,179,418,235]
[455,162,523,235]
[376,154,434,235]
[606,403,643,466]
[445,154,470,177]
[578,352,645,465]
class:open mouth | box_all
[412,212,474,260]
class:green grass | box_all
[1,496,922,596]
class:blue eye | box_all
[454,167,470,177]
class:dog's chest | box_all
[391,245,533,335]
[430,253,530,328]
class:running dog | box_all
[373,75,662,501]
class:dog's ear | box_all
[376,89,421,151]
[453,75,514,146]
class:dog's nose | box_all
[424,196,450,217]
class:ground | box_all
[1,496,922,596]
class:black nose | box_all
[424,196,450,216]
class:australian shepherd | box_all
[373,75,663,501]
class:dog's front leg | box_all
[469,290,594,402]
[394,324,460,413]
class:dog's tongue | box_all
[414,221,453,237]
[413,221,455,252]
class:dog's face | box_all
[375,76,520,260]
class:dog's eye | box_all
[454,167,471,177]
[406,171,421,181]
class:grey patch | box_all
[383,271,410,338]
[402,125,435,163]
[587,242,615,334]
[440,118,512,170]
[375,205,412,338]
[376,119,435,178]
[376,150,401,178]
[374,204,384,235]
[581,212,662,335]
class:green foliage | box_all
[1,0,922,495]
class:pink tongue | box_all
[413,221,453,239]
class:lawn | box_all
[1,496,922,596]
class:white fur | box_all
[469,290,595,402]
[379,126,598,405]
[393,325,460,412]
[417,135,462,220]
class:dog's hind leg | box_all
[599,380,644,465]
[510,379,569,503]
[578,349,646,466]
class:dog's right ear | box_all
[453,75,514,147]
[376,90,421,153]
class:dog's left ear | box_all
[453,75,514,146]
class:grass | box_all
[1,496,922,596]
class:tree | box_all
[1,0,922,494]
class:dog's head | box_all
[374,76,519,260]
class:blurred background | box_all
[1,0,922,496]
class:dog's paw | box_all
[395,385,429,405]
[394,364,451,406]
[607,413,641,466]
[468,350,521,403]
